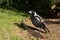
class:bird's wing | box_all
[35,15,44,22]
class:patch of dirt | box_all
[14,18,60,40]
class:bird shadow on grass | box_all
[14,22,48,39]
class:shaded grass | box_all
[0,8,27,40]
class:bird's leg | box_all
[42,25,50,33]
[42,22,50,33]
[42,27,47,33]
[44,26,50,33]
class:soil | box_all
[15,18,60,40]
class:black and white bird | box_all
[29,10,50,33]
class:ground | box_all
[19,18,60,40]
[0,8,60,40]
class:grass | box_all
[0,8,27,40]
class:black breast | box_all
[30,15,43,27]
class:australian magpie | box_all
[29,10,50,33]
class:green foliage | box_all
[0,0,58,12]
[50,0,57,4]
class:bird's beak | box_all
[29,11,32,14]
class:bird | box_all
[29,10,50,33]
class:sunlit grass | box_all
[0,8,27,40]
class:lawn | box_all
[0,8,27,40]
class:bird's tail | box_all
[42,23,50,33]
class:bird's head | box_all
[29,10,37,16]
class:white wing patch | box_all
[34,12,44,22]
[34,12,37,16]
[36,17,40,21]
